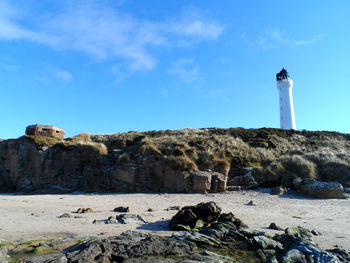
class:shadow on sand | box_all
[136,220,172,232]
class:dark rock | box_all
[172,231,220,247]
[147,208,155,212]
[75,208,93,214]
[65,239,113,263]
[327,247,350,262]
[113,206,129,212]
[293,241,340,262]
[116,214,146,224]
[218,212,248,230]
[105,216,117,224]
[226,185,241,191]
[252,235,283,251]
[272,186,288,195]
[169,208,198,230]
[58,213,72,218]
[269,222,283,231]
[228,171,259,190]
[169,202,221,230]
[285,226,314,243]
[166,206,181,211]
[311,229,321,236]
[246,200,257,206]
[282,248,307,263]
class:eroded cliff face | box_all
[0,128,350,193]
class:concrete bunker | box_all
[25,124,65,139]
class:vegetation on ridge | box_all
[5,127,350,189]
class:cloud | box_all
[256,29,323,50]
[0,63,18,71]
[0,1,224,76]
[0,1,57,44]
[170,58,199,83]
[170,7,223,40]
[53,69,72,82]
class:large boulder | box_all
[210,172,227,192]
[298,180,344,199]
[191,171,212,193]
[169,202,222,230]
[227,167,259,190]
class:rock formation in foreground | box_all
[0,128,350,195]
[2,202,349,262]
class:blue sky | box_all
[1,0,350,139]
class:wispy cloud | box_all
[170,7,223,40]
[170,58,199,83]
[0,63,18,71]
[0,1,224,77]
[255,29,323,50]
[53,69,72,83]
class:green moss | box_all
[8,258,21,263]
[18,240,38,246]
[0,241,14,247]
[76,238,88,243]
[32,245,56,254]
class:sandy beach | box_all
[0,189,349,250]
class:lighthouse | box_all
[276,68,296,130]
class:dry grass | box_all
[19,127,350,186]
[23,135,62,149]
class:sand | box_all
[0,189,349,250]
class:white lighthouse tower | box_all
[276,68,296,130]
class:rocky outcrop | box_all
[7,202,349,263]
[1,128,350,194]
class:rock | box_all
[115,214,147,224]
[172,231,220,246]
[16,178,33,191]
[272,186,288,195]
[282,248,307,263]
[269,222,283,231]
[226,185,241,191]
[327,247,350,262]
[169,208,198,230]
[293,241,340,263]
[147,208,155,212]
[299,180,344,199]
[0,246,8,263]
[75,208,93,213]
[106,216,117,224]
[218,212,248,230]
[252,235,284,250]
[169,202,221,230]
[113,206,129,212]
[210,172,227,192]
[311,229,321,236]
[166,206,181,211]
[191,171,212,193]
[228,172,259,190]
[285,226,314,243]
[58,213,72,218]
[292,177,303,189]
[246,200,257,206]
